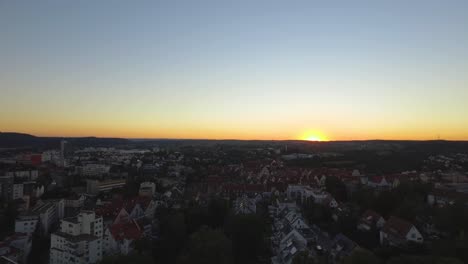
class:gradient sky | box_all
[1,1,468,140]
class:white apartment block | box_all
[15,215,39,235]
[6,170,39,181]
[139,182,156,197]
[13,183,24,200]
[81,164,110,177]
[31,199,65,236]
[50,211,103,264]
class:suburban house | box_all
[380,216,423,247]
[103,219,144,255]
[330,233,359,263]
[368,175,400,189]
[233,194,257,214]
[357,210,386,231]
[271,228,309,264]
[427,189,468,207]
[286,185,338,208]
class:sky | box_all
[1,1,468,140]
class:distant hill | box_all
[0,132,48,148]
[0,132,130,149]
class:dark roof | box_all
[382,216,413,238]
[359,209,383,225]
[332,233,358,255]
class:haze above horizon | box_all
[1,1,468,141]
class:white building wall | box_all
[15,218,38,234]
[13,184,24,200]
[50,211,103,264]
[406,226,424,243]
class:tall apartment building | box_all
[50,211,103,264]
[15,214,39,235]
[31,199,65,236]
[0,174,14,202]
[13,183,24,200]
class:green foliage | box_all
[386,255,463,264]
[207,197,230,228]
[177,227,233,264]
[133,237,152,254]
[433,200,468,237]
[351,186,375,210]
[344,249,382,264]
[100,253,153,264]
[325,176,348,202]
[302,198,332,226]
[185,197,229,234]
[0,202,18,237]
[225,214,267,264]
[152,212,187,264]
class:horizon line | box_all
[2,131,467,142]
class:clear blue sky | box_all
[1,1,468,140]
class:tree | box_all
[0,201,18,237]
[351,186,375,210]
[207,197,229,228]
[325,176,348,202]
[344,249,382,264]
[302,200,332,226]
[133,237,152,254]
[225,214,267,264]
[386,255,463,264]
[372,191,399,218]
[177,227,233,264]
[100,253,153,264]
[152,212,187,264]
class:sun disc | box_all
[300,130,328,142]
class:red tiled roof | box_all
[382,216,413,238]
[370,176,384,183]
[110,220,143,241]
[95,196,152,218]
[360,210,383,225]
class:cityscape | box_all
[1,1,468,264]
[0,136,468,264]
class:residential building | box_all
[6,171,39,181]
[380,216,423,247]
[139,182,156,197]
[0,175,14,202]
[357,210,386,231]
[103,220,143,255]
[64,194,86,217]
[31,199,65,236]
[13,183,24,200]
[87,179,126,195]
[50,211,103,264]
[330,234,359,263]
[14,215,39,235]
[0,233,32,264]
[82,164,110,178]
[234,195,257,214]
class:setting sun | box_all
[300,130,329,142]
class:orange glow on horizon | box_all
[300,130,329,142]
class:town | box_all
[0,134,467,264]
